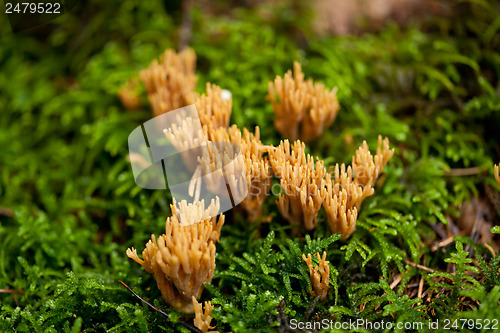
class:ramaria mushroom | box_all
[126,201,224,313]
[302,251,330,301]
[267,61,340,142]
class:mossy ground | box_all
[1,1,499,332]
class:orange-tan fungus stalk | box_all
[140,48,197,116]
[352,135,394,190]
[322,136,393,240]
[196,124,273,221]
[118,78,141,110]
[195,83,232,130]
[322,165,363,240]
[163,112,206,170]
[495,164,500,187]
[192,296,216,333]
[267,61,340,142]
[192,126,247,200]
[270,140,326,230]
[302,252,330,301]
[228,125,273,221]
[126,202,224,313]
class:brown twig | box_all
[444,166,482,176]
[304,295,321,320]
[404,260,436,273]
[118,280,203,333]
[0,207,13,217]
[431,233,464,251]
[0,289,24,294]
[179,0,194,50]
[417,276,424,306]
[483,242,496,257]
[390,274,403,290]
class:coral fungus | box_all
[196,83,232,130]
[196,124,272,222]
[270,139,326,230]
[129,47,393,317]
[140,48,197,116]
[352,135,395,190]
[269,136,393,238]
[267,61,340,142]
[192,296,216,333]
[126,201,224,313]
[302,252,330,301]
[495,164,500,187]
[322,136,394,240]
[227,125,273,221]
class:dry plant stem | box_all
[404,260,436,274]
[390,274,403,290]
[267,61,339,142]
[303,295,321,321]
[178,0,194,50]
[118,280,204,333]
[0,289,24,294]
[444,166,481,176]
[302,252,330,301]
[126,202,224,313]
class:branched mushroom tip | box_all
[192,296,217,333]
[271,136,393,239]
[140,48,197,116]
[270,139,325,230]
[195,124,272,222]
[127,209,224,313]
[302,252,330,301]
[268,61,340,142]
[196,83,232,130]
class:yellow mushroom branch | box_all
[126,201,224,313]
[302,251,330,301]
[267,61,340,142]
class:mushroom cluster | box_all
[270,136,394,238]
[302,252,330,301]
[140,48,197,116]
[267,62,340,142]
[126,201,224,313]
[322,136,394,240]
[125,49,395,323]
[269,140,326,230]
[196,83,232,130]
